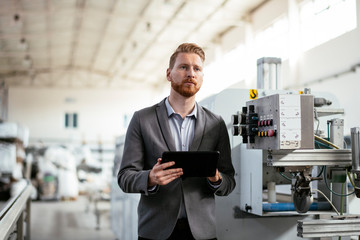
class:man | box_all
[118,43,235,240]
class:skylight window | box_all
[300,0,357,51]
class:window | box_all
[65,112,78,129]
[254,16,290,60]
[300,0,357,51]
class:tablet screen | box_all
[161,151,219,177]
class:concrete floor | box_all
[31,196,116,240]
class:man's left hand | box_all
[208,169,222,184]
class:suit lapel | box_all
[190,103,206,151]
[156,99,177,151]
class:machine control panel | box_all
[232,93,314,150]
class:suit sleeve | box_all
[117,111,152,195]
[213,116,236,196]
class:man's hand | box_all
[148,158,183,187]
[208,169,222,184]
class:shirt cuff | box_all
[148,185,158,193]
[208,178,222,188]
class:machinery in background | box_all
[200,87,360,239]
[199,56,360,239]
[0,122,29,200]
[110,135,139,240]
[231,90,360,238]
[232,93,316,214]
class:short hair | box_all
[168,43,205,69]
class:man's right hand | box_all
[148,158,183,187]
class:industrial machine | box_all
[200,87,360,239]
[199,58,360,239]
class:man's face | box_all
[167,52,204,98]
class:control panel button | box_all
[232,114,239,125]
[268,129,276,137]
[232,126,240,136]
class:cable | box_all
[314,189,340,215]
[279,172,292,182]
[315,140,332,149]
[317,166,325,178]
[323,166,356,197]
[347,171,360,190]
[314,135,341,149]
[314,108,320,135]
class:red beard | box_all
[171,79,200,97]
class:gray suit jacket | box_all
[118,98,235,240]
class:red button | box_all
[268,129,275,137]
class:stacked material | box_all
[0,122,29,200]
[0,122,29,147]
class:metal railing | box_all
[0,182,32,240]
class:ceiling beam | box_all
[0,66,110,79]
[129,0,252,88]
[118,0,233,82]
[110,0,188,83]
[69,0,86,82]
[87,0,118,73]
[106,0,155,82]
[45,0,53,85]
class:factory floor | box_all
[31,195,116,240]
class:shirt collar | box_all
[165,97,197,119]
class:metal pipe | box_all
[256,57,281,90]
[263,202,331,212]
[351,127,360,173]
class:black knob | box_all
[249,105,255,113]
[239,126,247,136]
[232,114,239,125]
[242,106,247,114]
[240,114,247,124]
[232,126,240,136]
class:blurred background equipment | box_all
[110,135,139,240]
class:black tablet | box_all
[161,151,220,177]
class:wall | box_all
[8,87,157,145]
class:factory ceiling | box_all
[0,0,265,90]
